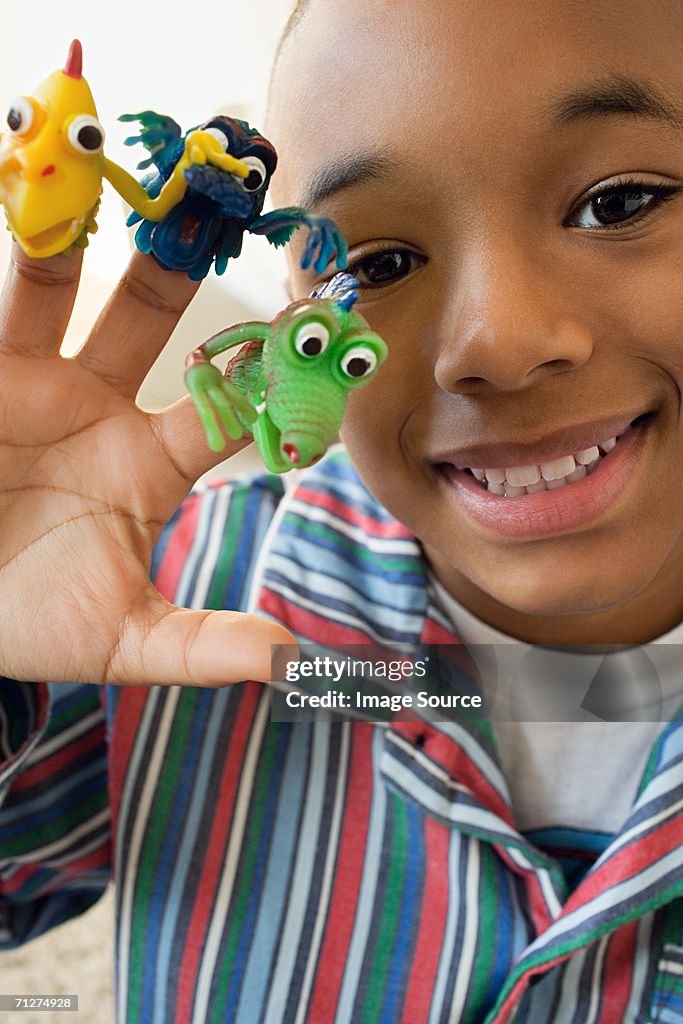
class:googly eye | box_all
[7,97,33,136]
[240,156,267,192]
[294,322,330,357]
[340,346,378,379]
[203,127,230,150]
[67,115,105,154]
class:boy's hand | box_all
[0,244,294,687]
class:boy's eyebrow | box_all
[297,152,393,209]
[543,73,683,130]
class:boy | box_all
[1,1,682,1021]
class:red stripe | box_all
[390,719,512,825]
[2,845,109,896]
[154,493,202,601]
[307,725,374,1019]
[400,815,450,1022]
[260,589,378,646]
[11,724,105,791]
[174,682,262,1024]
[598,920,638,1022]
[108,688,149,859]
[292,486,414,539]
[564,813,683,913]
[421,618,460,644]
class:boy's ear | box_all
[283,275,294,301]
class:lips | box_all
[435,412,655,538]
[437,411,649,472]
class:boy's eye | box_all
[566,176,681,231]
[346,247,426,288]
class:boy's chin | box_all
[425,538,668,644]
[479,564,647,623]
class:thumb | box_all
[104,592,297,687]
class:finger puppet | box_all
[0,40,250,258]
[184,273,387,472]
[122,112,348,280]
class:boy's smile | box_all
[268,0,683,645]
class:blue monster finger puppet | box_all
[121,112,347,281]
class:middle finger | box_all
[74,250,200,398]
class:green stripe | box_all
[465,843,498,1022]
[127,688,199,1022]
[285,514,424,575]
[47,689,101,734]
[360,793,408,1024]
[206,486,247,608]
[0,788,107,856]
[210,721,284,1024]
[484,879,683,1023]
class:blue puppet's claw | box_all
[335,231,348,270]
[299,230,317,271]
[134,219,155,255]
[187,253,215,281]
[215,252,230,276]
[298,218,349,275]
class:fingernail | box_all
[271,643,299,681]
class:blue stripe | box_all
[0,757,109,828]
[276,520,425,583]
[0,765,108,839]
[223,484,281,610]
[176,489,218,606]
[489,848,513,1000]
[225,724,291,1022]
[150,501,183,581]
[235,722,312,1024]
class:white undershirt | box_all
[429,576,683,834]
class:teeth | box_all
[506,464,541,487]
[464,432,630,495]
[540,454,576,481]
[565,465,587,483]
[575,445,600,465]
[462,425,632,497]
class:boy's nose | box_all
[434,251,594,394]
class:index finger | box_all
[0,242,83,357]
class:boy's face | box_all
[268,0,683,643]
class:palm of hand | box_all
[0,247,294,686]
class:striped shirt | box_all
[1,447,682,1024]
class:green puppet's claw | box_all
[185,363,255,452]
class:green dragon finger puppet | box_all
[185,274,388,473]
